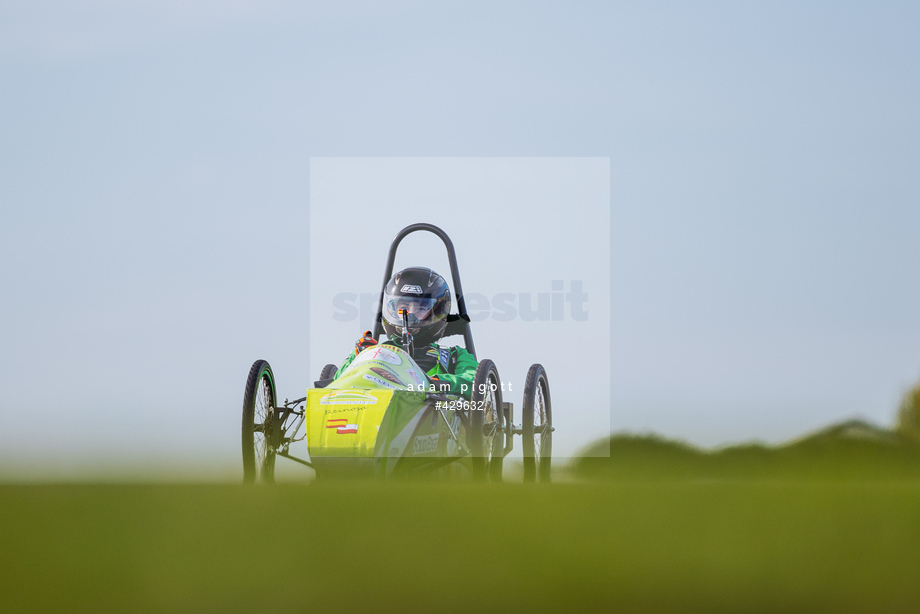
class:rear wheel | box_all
[468,359,504,482]
[522,364,552,483]
[242,360,278,484]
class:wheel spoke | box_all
[533,384,545,464]
[485,377,500,459]
[254,375,275,472]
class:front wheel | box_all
[319,363,338,380]
[522,364,552,483]
[241,359,278,484]
[468,359,504,482]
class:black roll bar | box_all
[372,223,476,359]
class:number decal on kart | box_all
[437,400,490,411]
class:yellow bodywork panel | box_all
[306,389,393,458]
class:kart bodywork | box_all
[306,344,475,478]
[240,223,553,482]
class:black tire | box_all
[319,363,338,380]
[522,364,552,483]
[242,360,278,484]
[467,359,504,482]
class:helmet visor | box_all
[383,296,440,327]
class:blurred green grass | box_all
[3,479,920,612]
[574,428,920,481]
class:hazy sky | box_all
[2,2,919,477]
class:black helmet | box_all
[381,267,451,346]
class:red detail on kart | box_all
[326,418,358,434]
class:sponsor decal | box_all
[325,418,358,434]
[412,433,441,455]
[406,368,424,386]
[354,347,402,366]
[401,284,423,294]
[438,347,451,370]
[370,366,405,386]
[320,391,378,405]
[363,374,401,389]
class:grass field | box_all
[573,429,920,482]
[3,478,920,613]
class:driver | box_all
[333,267,478,399]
